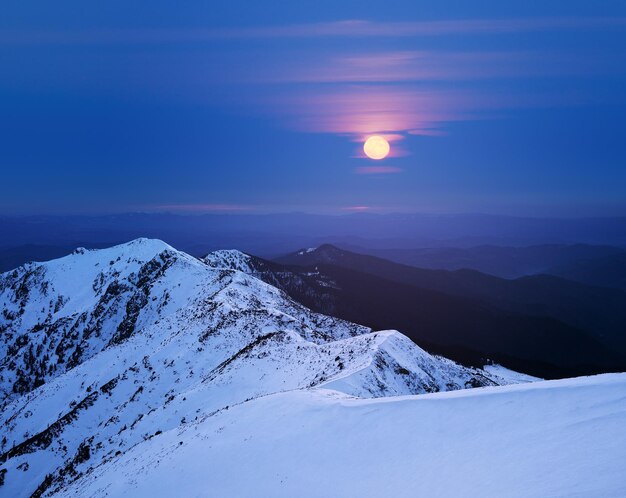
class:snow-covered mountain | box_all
[0,240,503,497]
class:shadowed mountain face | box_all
[199,248,625,379]
[275,244,626,352]
[547,252,626,291]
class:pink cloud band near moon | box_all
[239,45,610,164]
[355,166,403,175]
[266,85,488,137]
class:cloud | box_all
[147,203,257,213]
[341,205,371,211]
[263,85,489,136]
[234,43,614,142]
[1,17,624,45]
[225,17,626,38]
[355,166,403,175]
[252,78,589,142]
[268,50,593,84]
[350,133,406,143]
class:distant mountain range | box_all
[2,212,626,259]
[340,244,626,285]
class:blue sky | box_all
[1,1,625,216]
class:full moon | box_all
[363,135,390,160]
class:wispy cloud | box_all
[263,85,496,136]
[147,203,257,213]
[248,40,601,142]
[2,17,624,45]
[355,166,403,175]
[269,50,601,84]
[223,17,626,38]
[341,205,371,211]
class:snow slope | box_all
[483,363,541,383]
[0,240,502,497]
[62,373,626,498]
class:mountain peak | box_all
[58,238,177,268]
[202,249,253,272]
[312,243,343,254]
[112,237,175,255]
[275,243,349,266]
[304,243,344,254]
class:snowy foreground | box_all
[0,239,625,497]
[63,373,626,498]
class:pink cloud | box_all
[266,85,479,136]
[273,50,554,84]
[259,82,583,141]
[147,204,257,213]
[355,166,403,175]
[351,133,405,143]
[341,205,371,211]
[407,129,448,137]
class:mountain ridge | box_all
[202,247,623,378]
[0,239,504,496]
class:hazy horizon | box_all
[2,212,625,267]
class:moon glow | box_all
[363,135,390,160]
